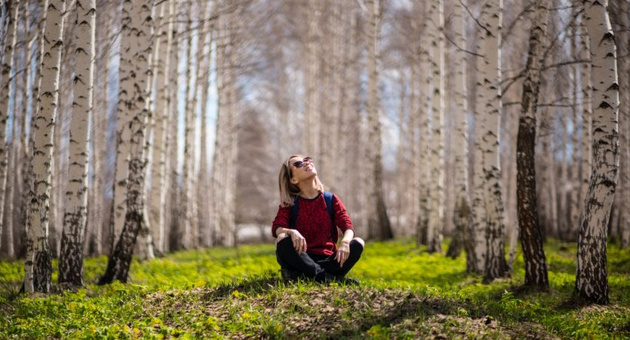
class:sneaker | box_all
[280,268,302,282]
[323,274,359,286]
[338,277,360,286]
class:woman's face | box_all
[289,156,317,183]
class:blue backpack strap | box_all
[289,196,299,229]
[323,191,338,243]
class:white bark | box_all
[366,0,392,240]
[59,0,95,287]
[619,0,630,249]
[575,0,619,305]
[196,0,214,248]
[427,0,444,253]
[149,0,172,255]
[24,0,66,294]
[99,0,153,284]
[579,12,592,237]
[569,13,581,235]
[86,0,112,256]
[0,0,20,256]
[167,6,180,251]
[136,0,157,261]
[417,1,431,245]
[180,2,195,250]
[109,0,136,252]
[473,0,508,279]
[304,0,321,159]
[211,0,237,246]
[451,0,471,262]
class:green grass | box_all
[1,238,629,339]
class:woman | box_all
[271,154,364,284]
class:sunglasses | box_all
[292,157,312,169]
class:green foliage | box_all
[0,239,629,339]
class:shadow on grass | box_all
[0,282,23,302]
[323,294,467,339]
[202,272,284,300]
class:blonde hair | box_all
[278,154,325,207]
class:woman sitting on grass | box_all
[271,154,364,284]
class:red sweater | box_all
[271,193,353,256]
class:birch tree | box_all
[578,10,592,242]
[108,0,137,252]
[426,0,444,253]
[610,0,628,249]
[181,1,196,249]
[575,0,619,305]
[85,0,112,256]
[304,0,321,159]
[211,0,238,246]
[473,0,508,279]
[0,0,20,255]
[447,0,472,262]
[149,0,172,255]
[100,0,153,284]
[24,0,66,293]
[417,2,431,246]
[196,0,214,247]
[59,0,95,287]
[516,0,550,291]
[366,0,392,240]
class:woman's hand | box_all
[336,240,350,267]
[287,229,307,254]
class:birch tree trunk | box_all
[575,0,619,305]
[395,72,407,232]
[366,0,392,240]
[211,0,237,247]
[59,0,95,287]
[558,108,569,239]
[5,140,17,258]
[579,8,592,243]
[516,0,550,291]
[304,0,321,159]
[24,0,66,294]
[224,3,238,247]
[136,0,159,262]
[426,0,444,253]
[12,1,35,259]
[149,0,172,255]
[210,3,225,247]
[108,0,135,253]
[167,8,180,251]
[343,10,365,237]
[180,1,195,250]
[0,0,20,255]
[613,0,629,249]
[196,0,214,248]
[569,10,581,236]
[86,0,111,256]
[100,0,152,284]
[330,1,344,194]
[417,27,431,247]
[447,0,471,261]
[473,0,508,279]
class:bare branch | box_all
[459,0,491,37]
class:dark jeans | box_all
[275,237,363,282]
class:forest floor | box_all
[1,238,629,339]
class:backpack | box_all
[289,191,339,244]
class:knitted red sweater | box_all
[271,193,353,256]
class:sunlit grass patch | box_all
[0,237,629,339]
